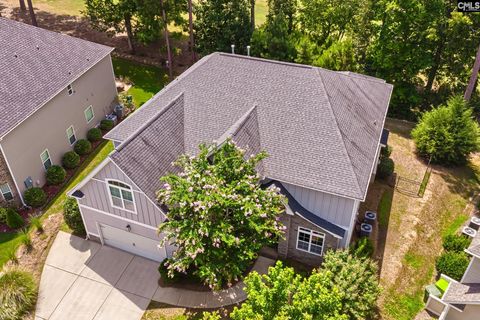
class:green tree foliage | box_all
[412,95,480,165]
[194,0,253,55]
[229,261,347,320]
[436,251,470,281]
[63,198,86,235]
[321,250,381,320]
[157,140,286,289]
[5,209,24,229]
[0,269,37,320]
[442,234,472,253]
[251,0,298,61]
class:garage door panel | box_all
[100,224,166,262]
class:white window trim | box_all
[105,179,137,214]
[66,125,77,145]
[296,227,325,256]
[40,149,52,171]
[84,105,95,123]
[0,183,13,201]
[67,84,73,96]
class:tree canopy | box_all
[157,140,286,289]
[412,95,480,165]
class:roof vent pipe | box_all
[247,46,251,56]
[231,44,235,54]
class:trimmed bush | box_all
[24,188,47,208]
[5,209,24,229]
[0,207,7,225]
[100,119,114,131]
[87,128,102,142]
[74,139,92,156]
[62,151,80,169]
[380,145,392,158]
[46,165,66,185]
[443,234,472,253]
[30,216,43,233]
[0,269,37,320]
[377,157,394,179]
[158,258,180,284]
[352,237,374,258]
[436,251,470,281]
[63,198,85,235]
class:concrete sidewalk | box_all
[36,231,275,320]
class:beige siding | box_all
[462,256,480,283]
[425,296,446,316]
[78,161,165,227]
[446,304,480,320]
[1,55,117,196]
[282,182,355,229]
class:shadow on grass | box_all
[143,301,234,320]
[375,185,393,273]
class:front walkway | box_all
[36,231,275,320]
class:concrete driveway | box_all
[35,231,159,320]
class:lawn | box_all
[0,232,24,267]
[112,57,167,108]
[370,118,479,320]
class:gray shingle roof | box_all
[107,53,392,200]
[0,18,113,138]
[443,282,480,304]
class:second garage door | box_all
[99,224,166,262]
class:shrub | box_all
[21,230,32,250]
[377,157,394,179]
[62,151,80,169]
[443,234,471,253]
[74,139,92,155]
[158,258,181,284]
[352,237,374,258]
[30,216,43,233]
[87,128,102,142]
[436,251,470,281]
[5,209,24,229]
[100,119,114,131]
[412,95,480,165]
[46,165,66,185]
[63,197,85,235]
[0,207,7,225]
[0,269,37,320]
[380,145,392,158]
[24,188,47,208]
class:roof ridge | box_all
[314,68,363,198]
[218,53,313,69]
[115,92,185,152]
[214,104,258,145]
[105,53,215,141]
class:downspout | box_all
[0,142,26,206]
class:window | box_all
[67,84,73,96]
[40,149,52,170]
[107,180,135,212]
[84,105,94,123]
[296,227,325,256]
[66,126,77,145]
[0,184,13,201]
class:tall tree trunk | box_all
[465,44,480,101]
[124,14,135,54]
[188,0,196,62]
[160,0,173,79]
[250,0,255,30]
[423,38,445,103]
[19,0,26,11]
[26,0,37,26]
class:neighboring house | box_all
[426,233,480,319]
[69,53,392,265]
[0,18,117,207]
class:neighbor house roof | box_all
[107,53,393,201]
[0,18,113,138]
[443,282,480,304]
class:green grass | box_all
[255,0,268,26]
[33,0,85,16]
[404,252,424,270]
[383,291,426,320]
[112,57,167,108]
[418,169,431,197]
[378,188,393,227]
[442,213,469,238]
[0,232,24,267]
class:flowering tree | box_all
[157,140,286,289]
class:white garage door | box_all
[99,224,166,262]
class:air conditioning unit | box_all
[365,211,377,224]
[462,226,477,238]
[360,223,373,238]
[469,216,480,231]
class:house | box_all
[0,18,117,207]
[68,53,392,265]
[426,232,480,319]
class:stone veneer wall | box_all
[0,150,20,207]
[278,213,340,266]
